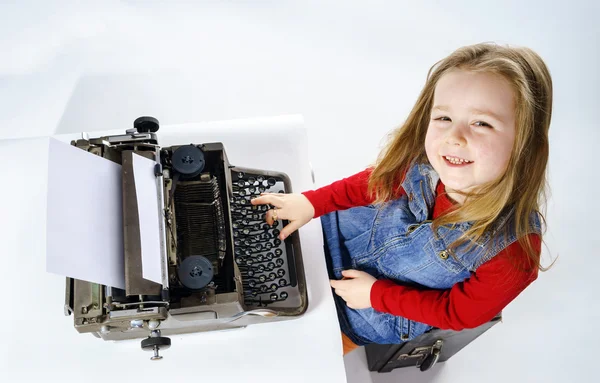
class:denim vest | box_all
[320,162,542,345]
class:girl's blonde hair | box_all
[368,42,553,271]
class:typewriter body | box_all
[64,117,308,359]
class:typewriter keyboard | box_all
[229,170,301,309]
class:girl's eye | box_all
[434,116,451,122]
[473,121,492,128]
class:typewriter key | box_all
[269,272,277,280]
[280,291,288,300]
[270,293,278,301]
[279,279,287,287]
[267,178,276,186]
[276,259,284,267]
[270,283,278,292]
[273,239,282,246]
[277,269,285,277]
[260,285,268,293]
[237,172,245,179]
[275,249,283,257]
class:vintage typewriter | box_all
[63,116,308,360]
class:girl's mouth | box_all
[443,155,473,167]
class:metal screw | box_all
[151,345,163,360]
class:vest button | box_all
[438,250,449,260]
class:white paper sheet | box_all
[45,138,125,289]
[132,152,163,284]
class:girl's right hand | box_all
[250,193,315,240]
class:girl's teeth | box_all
[445,156,472,164]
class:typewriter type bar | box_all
[63,117,308,359]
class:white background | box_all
[0,1,598,382]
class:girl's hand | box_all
[329,270,377,310]
[250,193,315,240]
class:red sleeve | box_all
[301,168,374,218]
[302,168,406,218]
[370,234,541,331]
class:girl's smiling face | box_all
[425,69,517,204]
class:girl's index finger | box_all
[250,194,276,205]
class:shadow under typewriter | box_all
[64,116,308,360]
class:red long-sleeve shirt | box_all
[302,169,541,331]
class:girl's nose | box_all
[445,124,467,146]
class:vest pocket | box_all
[423,237,467,274]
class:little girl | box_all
[252,42,553,355]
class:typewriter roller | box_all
[64,116,308,360]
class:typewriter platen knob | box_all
[141,329,171,361]
[134,116,160,133]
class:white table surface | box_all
[0,115,347,383]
